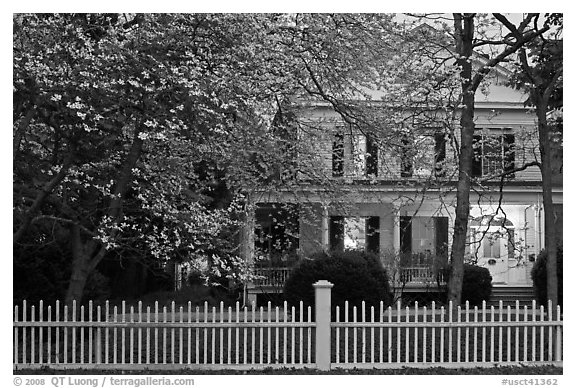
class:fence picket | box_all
[56,301,60,364]
[121,301,126,365]
[104,302,109,364]
[431,302,435,363]
[188,303,192,365]
[219,301,224,364]
[31,304,35,365]
[515,301,520,362]
[397,301,401,363]
[345,301,349,364]
[130,305,134,365]
[80,304,84,364]
[39,301,44,364]
[556,305,562,362]
[179,306,184,364]
[48,305,52,364]
[414,302,418,363]
[405,305,409,363]
[138,302,142,364]
[353,305,358,364]
[422,306,427,363]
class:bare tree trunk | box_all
[447,14,475,305]
[536,103,559,307]
[64,132,144,304]
[65,224,95,306]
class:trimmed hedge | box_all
[531,247,563,307]
[461,263,493,306]
[283,250,392,318]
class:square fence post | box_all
[314,280,333,371]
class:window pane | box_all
[344,217,366,250]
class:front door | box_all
[477,230,509,284]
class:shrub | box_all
[531,247,563,307]
[461,264,493,306]
[283,250,392,318]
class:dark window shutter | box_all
[332,133,344,177]
[434,217,449,265]
[366,216,380,254]
[472,134,483,177]
[503,134,515,174]
[400,216,412,254]
[329,216,344,251]
[434,132,446,177]
[366,135,378,176]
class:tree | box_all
[13,13,408,305]
[445,13,548,304]
[508,14,563,306]
[13,14,292,304]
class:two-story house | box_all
[240,59,563,306]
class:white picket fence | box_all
[13,281,562,371]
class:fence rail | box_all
[13,281,562,371]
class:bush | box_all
[461,264,493,306]
[531,247,563,307]
[283,250,392,318]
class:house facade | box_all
[240,66,563,306]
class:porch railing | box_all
[251,266,446,289]
[399,266,446,285]
[252,267,293,288]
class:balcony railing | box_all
[252,267,293,288]
[399,266,447,285]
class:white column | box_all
[321,204,329,251]
[393,207,401,254]
[241,202,256,306]
[314,280,333,371]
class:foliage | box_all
[531,247,563,307]
[460,263,493,306]
[283,250,392,318]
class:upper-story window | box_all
[400,130,446,178]
[472,130,515,177]
[331,129,379,178]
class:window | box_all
[332,133,344,177]
[400,216,449,266]
[472,131,515,177]
[400,131,446,178]
[467,216,516,260]
[329,216,380,253]
[255,203,299,262]
[366,135,378,176]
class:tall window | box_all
[472,131,515,177]
[255,203,299,262]
[366,135,379,176]
[400,216,449,266]
[332,133,344,177]
[329,216,380,253]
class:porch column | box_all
[393,207,400,254]
[392,207,401,300]
[321,204,329,251]
[241,201,256,306]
